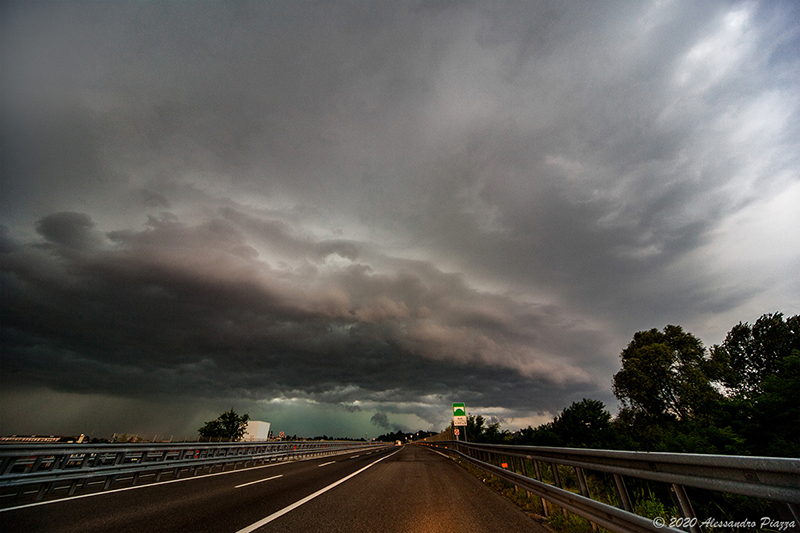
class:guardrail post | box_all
[551,463,567,518]
[520,457,532,499]
[103,475,117,490]
[50,454,66,471]
[1,457,15,475]
[670,483,700,533]
[613,473,632,512]
[91,452,103,468]
[510,456,520,493]
[30,455,44,473]
[575,467,598,533]
[79,453,91,470]
[533,460,549,518]
[35,482,52,501]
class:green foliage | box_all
[717,349,800,458]
[612,325,720,422]
[197,408,250,441]
[548,512,594,533]
[465,414,511,443]
[518,399,613,449]
[707,313,800,457]
[710,313,800,398]
[517,422,561,446]
[552,399,612,448]
[633,488,676,520]
[751,350,800,456]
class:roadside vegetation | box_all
[197,408,250,441]
[461,312,799,458]
[441,312,799,533]
[375,429,437,442]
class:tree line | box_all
[375,429,437,442]
[463,312,799,458]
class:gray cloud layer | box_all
[2,0,799,437]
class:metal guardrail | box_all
[423,441,800,533]
[0,440,385,503]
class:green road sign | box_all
[452,402,467,427]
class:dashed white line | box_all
[317,461,336,467]
[235,449,400,533]
[235,475,283,489]
[1,459,282,513]
[0,447,386,513]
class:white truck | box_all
[243,421,271,441]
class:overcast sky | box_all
[2,0,799,440]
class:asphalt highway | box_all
[0,445,547,533]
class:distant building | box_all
[243,421,270,441]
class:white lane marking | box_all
[236,449,400,533]
[235,475,282,489]
[0,449,364,513]
[427,448,451,459]
[317,461,335,467]
[0,463,277,513]
[349,455,360,459]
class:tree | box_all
[749,350,800,457]
[517,422,560,447]
[708,313,800,457]
[464,414,509,443]
[517,399,612,449]
[709,312,800,398]
[551,399,612,449]
[198,408,250,441]
[612,325,720,422]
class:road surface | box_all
[1,445,547,533]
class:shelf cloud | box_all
[2,0,798,438]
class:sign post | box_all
[452,402,467,442]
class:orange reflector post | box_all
[501,463,508,468]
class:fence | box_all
[0,440,385,504]
[423,441,800,533]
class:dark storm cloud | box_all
[370,412,391,430]
[370,412,409,433]
[2,211,596,415]
[1,0,798,436]
[35,212,99,249]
